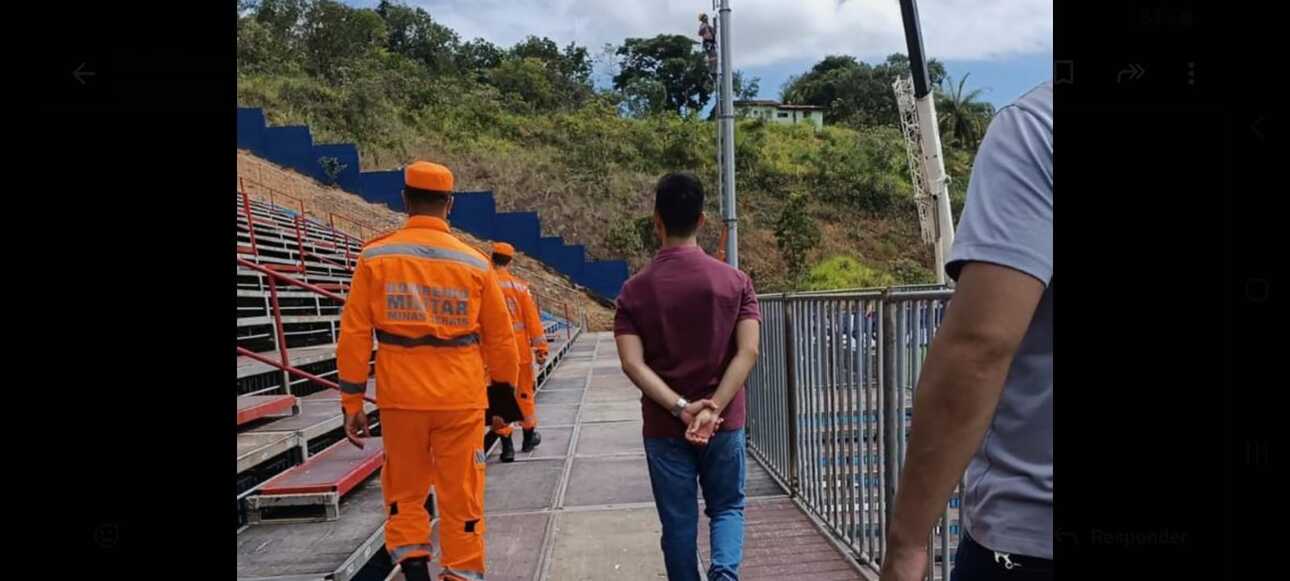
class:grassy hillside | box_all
[237,1,981,292]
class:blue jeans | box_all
[643,429,747,581]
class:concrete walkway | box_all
[427,332,868,581]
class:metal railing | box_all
[234,257,374,401]
[746,286,958,580]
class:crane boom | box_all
[896,0,955,285]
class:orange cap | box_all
[405,161,454,192]
[492,242,515,258]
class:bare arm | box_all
[885,262,1046,553]
[707,319,760,413]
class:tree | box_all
[775,194,822,284]
[253,0,309,43]
[510,35,561,64]
[732,70,760,101]
[882,53,947,88]
[708,71,759,121]
[246,0,309,68]
[618,77,669,118]
[510,36,592,84]
[614,35,713,116]
[238,16,289,74]
[488,36,594,110]
[376,0,460,76]
[488,57,560,111]
[781,53,947,127]
[936,73,994,149]
[301,1,388,82]
[456,38,504,73]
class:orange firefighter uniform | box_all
[489,243,550,438]
[336,161,519,581]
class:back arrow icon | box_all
[73,62,96,85]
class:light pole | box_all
[718,0,738,267]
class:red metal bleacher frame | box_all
[245,437,386,524]
[260,437,386,497]
[236,248,385,523]
[238,176,379,275]
[234,257,375,404]
[237,395,300,426]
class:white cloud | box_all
[404,0,1052,66]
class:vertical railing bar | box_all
[903,302,913,464]
[804,299,815,508]
[767,298,775,473]
[856,298,866,557]
[835,298,848,544]
[777,301,786,483]
[815,299,825,515]
[795,300,805,501]
[843,298,853,545]
[785,300,799,493]
[861,298,871,557]
[846,296,856,552]
[837,299,848,544]
[841,299,851,544]
[783,300,791,481]
[823,299,835,532]
[880,294,896,563]
[770,300,778,475]
[802,300,813,509]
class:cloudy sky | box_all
[347,0,1052,107]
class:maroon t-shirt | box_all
[613,245,760,438]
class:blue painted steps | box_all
[237,107,629,299]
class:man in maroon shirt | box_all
[614,172,761,581]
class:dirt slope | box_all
[237,151,615,331]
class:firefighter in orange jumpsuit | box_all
[488,242,550,462]
[337,161,519,581]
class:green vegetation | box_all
[774,193,821,285]
[236,1,994,292]
[318,156,347,185]
[802,256,896,291]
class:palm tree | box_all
[936,73,993,149]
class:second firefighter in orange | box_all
[489,242,550,462]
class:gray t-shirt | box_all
[946,81,1053,559]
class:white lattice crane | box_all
[894,0,955,286]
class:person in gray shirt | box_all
[881,81,1053,581]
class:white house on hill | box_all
[734,100,825,129]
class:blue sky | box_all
[343,1,1052,108]
[742,53,1052,108]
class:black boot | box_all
[500,433,515,463]
[521,428,542,453]
[400,556,432,581]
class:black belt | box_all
[376,330,480,348]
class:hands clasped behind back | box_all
[679,398,723,445]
